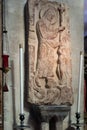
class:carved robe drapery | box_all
[27,0,73,105]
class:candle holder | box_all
[0,67,11,73]
[20,114,25,128]
[75,113,81,130]
[14,114,30,130]
[0,66,11,92]
[71,112,84,130]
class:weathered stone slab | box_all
[27,0,73,105]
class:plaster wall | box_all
[3,0,84,130]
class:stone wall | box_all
[3,0,84,130]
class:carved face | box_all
[41,7,58,25]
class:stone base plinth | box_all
[30,105,70,130]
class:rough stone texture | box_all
[41,122,49,130]
[30,105,70,130]
[27,0,73,105]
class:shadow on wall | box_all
[24,1,29,110]
[84,23,87,37]
[65,126,75,130]
[84,36,87,53]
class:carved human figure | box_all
[35,5,65,89]
[28,1,73,105]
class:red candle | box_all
[2,54,9,68]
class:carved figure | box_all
[36,5,65,84]
[27,0,73,105]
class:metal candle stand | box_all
[19,114,25,130]
[75,113,81,130]
[72,112,83,130]
[14,114,30,130]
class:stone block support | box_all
[41,122,49,130]
[30,105,70,130]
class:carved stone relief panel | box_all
[27,0,73,105]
